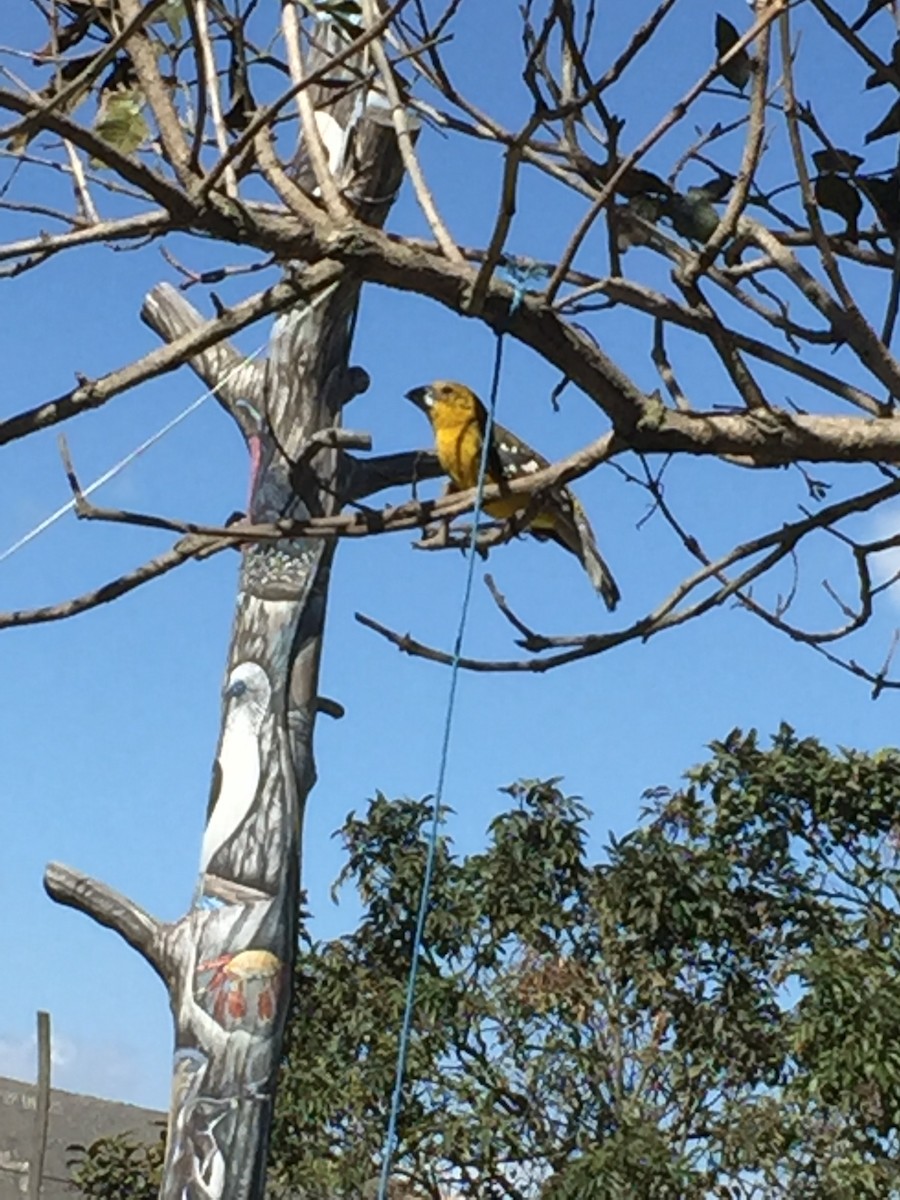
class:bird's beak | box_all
[405,385,432,411]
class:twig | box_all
[743,219,900,405]
[0,85,188,210]
[0,144,154,203]
[198,0,408,199]
[778,8,855,309]
[465,113,543,312]
[159,247,276,291]
[0,0,170,145]
[194,0,238,197]
[5,429,615,636]
[651,317,691,411]
[62,140,99,223]
[282,0,350,220]
[544,0,787,300]
[557,276,880,413]
[0,533,233,631]
[53,428,616,544]
[0,267,342,447]
[676,274,769,411]
[253,123,326,224]
[681,0,773,283]
[356,474,900,673]
[569,0,679,101]
[484,573,554,650]
[115,0,195,187]
[361,0,462,261]
[0,210,173,274]
[804,0,896,80]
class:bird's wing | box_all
[490,422,549,486]
[477,413,509,487]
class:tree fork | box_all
[41,17,407,1199]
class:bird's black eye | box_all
[439,385,454,396]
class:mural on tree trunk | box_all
[241,442,323,604]
[169,355,330,1193]
[37,5,410,1193]
[167,876,294,1197]
[195,949,286,1033]
[165,1033,277,1200]
[165,1048,225,1200]
[200,662,272,877]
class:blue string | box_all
[376,334,506,1200]
[497,256,551,315]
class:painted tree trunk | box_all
[44,17,408,1199]
[152,279,357,1200]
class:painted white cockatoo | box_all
[199,661,271,874]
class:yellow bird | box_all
[405,380,620,610]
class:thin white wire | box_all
[0,341,267,566]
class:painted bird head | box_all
[224,660,271,730]
[405,381,478,421]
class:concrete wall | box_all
[0,1077,163,1200]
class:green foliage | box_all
[91,89,149,164]
[714,15,752,92]
[73,730,900,1197]
[151,1,187,41]
[68,1129,164,1200]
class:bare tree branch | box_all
[44,863,167,981]
[0,265,343,446]
[0,533,232,630]
[356,475,900,673]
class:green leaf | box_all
[92,740,900,1197]
[92,89,148,163]
[150,0,186,39]
[866,98,900,145]
[666,187,721,242]
[715,14,752,91]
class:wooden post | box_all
[44,16,409,1198]
[28,1010,50,1200]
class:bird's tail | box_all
[538,498,620,611]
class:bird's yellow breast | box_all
[433,410,488,491]
[430,400,558,532]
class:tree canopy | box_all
[6,0,900,686]
[71,728,900,1198]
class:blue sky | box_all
[3,0,900,1109]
